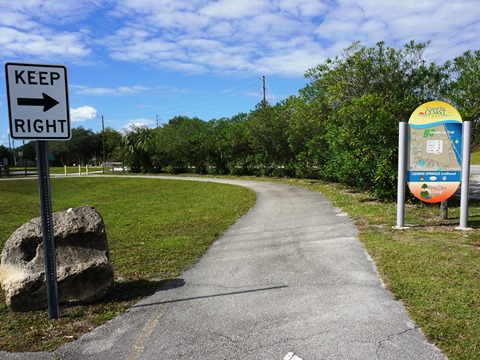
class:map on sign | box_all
[407,101,463,203]
[409,125,462,173]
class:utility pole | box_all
[156,115,159,128]
[261,75,266,108]
[102,115,106,165]
[12,138,16,166]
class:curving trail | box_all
[2,177,446,360]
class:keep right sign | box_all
[5,62,71,140]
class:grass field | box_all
[470,150,480,165]
[0,177,255,352]
[0,175,479,359]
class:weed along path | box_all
[5,177,445,360]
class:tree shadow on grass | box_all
[463,217,480,229]
[400,197,480,229]
[359,197,383,203]
[440,197,480,229]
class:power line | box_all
[265,79,277,104]
[158,84,260,118]
[163,92,258,118]
[429,17,480,43]
[108,78,259,118]
[259,75,280,105]
[427,33,480,58]
[155,79,259,113]
[424,17,480,59]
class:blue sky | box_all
[1,0,479,147]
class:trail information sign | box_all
[407,101,463,203]
[5,63,71,140]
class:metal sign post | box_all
[395,122,408,229]
[36,141,60,319]
[458,121,472,230]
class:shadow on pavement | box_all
[131,284,288,308]
[102,278,186,303]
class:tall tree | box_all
[303,41,449,198]
[447,49,480,147]
[121,125,153,173]
[69,127,99,165]
[149,116,208,173]
[0,145,10,164]
[49,126,99,165]
[100,127,123,162]
[281,95,327,178]
[246,102,294,176]
[14,141,36,165]
[204,114,251,175]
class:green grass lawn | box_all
[0,177,255,352]
[470,150,480,165]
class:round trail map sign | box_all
[407,101,463,203]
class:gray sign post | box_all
[395,122,408,229]
[458,121,472,230]
[36,140,59,318]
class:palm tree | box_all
[121,125,153,172]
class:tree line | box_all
[6,41,480,199]
[3,127,122,168]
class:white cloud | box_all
[122,118,156,131]
[74,85,151,96]
[199,0,268,19]
[0,27,91,61]
[70,106,98,122]
[207,21,235,38]
[327,0,480,50]
[104,0,329,75]
[278,0,328,17]
[1,0,479,78]
[0,0,102,25]
[0,10,38,30]
[0,0,104,63]
[257,48,325,77]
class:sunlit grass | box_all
[470,150,480,165]
[0,177,255,352]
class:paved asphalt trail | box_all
[2,177,446,359]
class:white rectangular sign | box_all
[5,63,71,140]
[426,139,443,154]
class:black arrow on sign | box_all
[17,93,59,112]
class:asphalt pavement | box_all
[469,165,480,199]
[2,177,446,359]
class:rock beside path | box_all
[0,206,114,311]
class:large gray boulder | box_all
[0,206,114,312]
